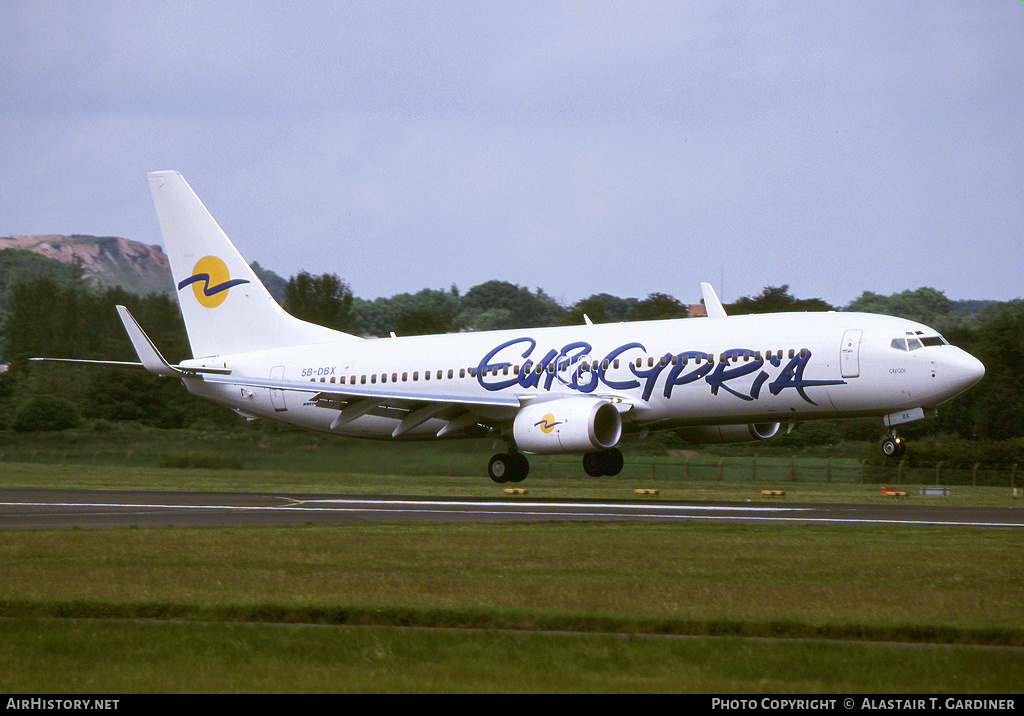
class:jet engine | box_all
[675,422,781,444]
[513,398,622,454]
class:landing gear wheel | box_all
[508,452,529,483]
[488,453,512,483]
[882,437,905,459]
[582,451,604,477]
[582,448,624,477]
[603,448,624,476]
[489,452,530,483]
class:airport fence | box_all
[582,455,1021,488]
[0,445,1019,488]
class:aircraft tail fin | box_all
[148,171,357,358]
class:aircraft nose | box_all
[939,348,985,400]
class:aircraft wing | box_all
[202,372,636,438]
[197,371,529,437]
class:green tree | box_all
[1,276,224,429]
[459,281,565,330]
[250,261,288,304]
[11,394,82,432]
[348,287,462,337]
[283,271,353,331]
[628,293,687,322]
[728,285,834,315]
[956,308,1024,440]
[844,287,954,324]
[563,293,638,325]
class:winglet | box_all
[700,283,728,318]
[116,305,182,377]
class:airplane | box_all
[36,171,986,483]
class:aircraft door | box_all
[840,330,862,378]
[270,365,287,412]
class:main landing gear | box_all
[488,451,529,484]
[882,431,906,459]
[487,448,625,483]
[582,448,624,477]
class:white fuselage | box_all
[179,310,984,442]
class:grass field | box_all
[1,426,1018,487]
[1,436,1023,693]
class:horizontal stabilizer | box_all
[30,306,233,377]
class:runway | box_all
[1,488,1022,529]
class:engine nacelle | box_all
[675,422,782,444]
[513,399,622,454]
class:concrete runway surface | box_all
[2,488,1022,530]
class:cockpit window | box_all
[893,334,948,351]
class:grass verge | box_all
[1,520,1021,645]
[3,618,1022,693]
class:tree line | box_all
[0,250,1021,452]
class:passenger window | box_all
[448,369,454,379]
[460,368,466,378]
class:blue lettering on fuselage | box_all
[476,338,844,404]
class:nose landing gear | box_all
[882,432,906,459]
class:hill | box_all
[0,234,173,296]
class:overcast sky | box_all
[2,1,1021,307]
